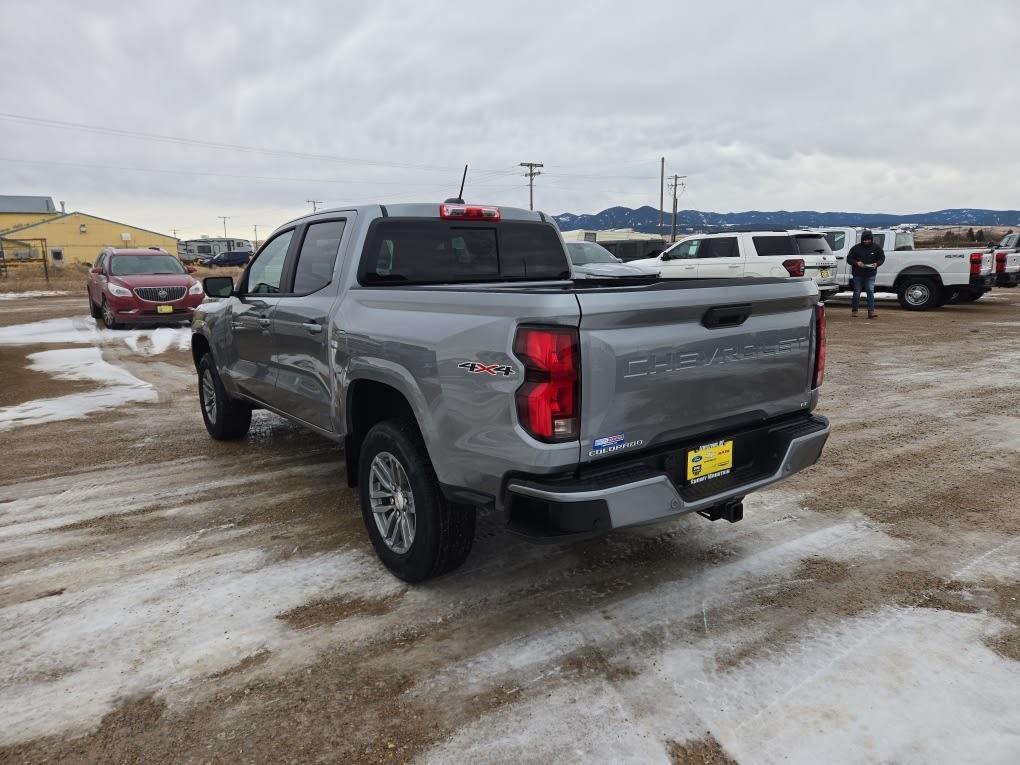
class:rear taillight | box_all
[995,252,1007,273]
[813,303,827,388]
[439,203,501,221]
[783,258,805,277]
[970,252,983,276]
[513,326,579,442]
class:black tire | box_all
[100,298,123,329]
[89,295,101,319]
[358,419,475,582]
[897,277,941,311]
[198,354,252,440]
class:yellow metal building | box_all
[1,211,178,266]
[0,194,59,233]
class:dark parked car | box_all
[87,247,205,328]
[202,250,252,268]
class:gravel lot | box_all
[1,291,1018,764]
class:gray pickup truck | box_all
[193,202,830,581]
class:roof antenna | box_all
[444,165,468,204]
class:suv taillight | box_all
[813,303,827,388]
[514,326,579,442]
[783,258,805,277]
[970,252,983,276]
[995,251,1007,273]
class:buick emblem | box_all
[157,288,168,300]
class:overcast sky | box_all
[2,0,1018,239]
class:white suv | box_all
[631,230,838,299]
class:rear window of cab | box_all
[358,220,570,285]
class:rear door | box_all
[575,281,817,463]
[693,236,743,278]
[226,228,295,402]
[271,217,349,431]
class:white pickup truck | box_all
[819,227,994,310]
[991,232,1020,289]
[631,230,839,299]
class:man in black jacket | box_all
[848,230,886,318]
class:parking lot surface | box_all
[1,291,1018,763]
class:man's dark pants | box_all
[852,273,876,313]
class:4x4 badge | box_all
[458,361,515,377]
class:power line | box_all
[0,111,515,174]
[306,199,323,212]
[0,156,525,190]
[519,162,544,211]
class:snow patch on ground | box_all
[0,291,70,301]
[0,347,156,431]
[427,608,1020,765]
[0,315,190,355]
[0,546,400,746]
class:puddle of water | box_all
[0,315,190,355]
[0,348,157,432]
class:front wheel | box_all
[358,419,475,582]
[101,298,123,329]
[198,354,252,440]
[897,277,941,311]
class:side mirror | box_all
[660,253,670,261]
[203,276,235,298]
[90,266,103,275]
[185,265,197,274]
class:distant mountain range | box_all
[553,206,1020,233]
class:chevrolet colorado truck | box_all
[192,203,830,581]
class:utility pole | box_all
[306,199,323,212]
[171,228,178,238]
[253,224,259,249]
[519,162,543,211]
[659,158,665,235]
[667,174,687,242]
[218,216,230,238]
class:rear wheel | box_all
[198,354,252,440]
[897,277,941,311]
[358,419,475,582]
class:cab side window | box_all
[245,230,294,294]
[291,220,346,294]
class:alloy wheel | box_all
[905,283,930,306]
[369,451,416,554]
[201,368,218,423]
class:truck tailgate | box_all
[575,279,819,463]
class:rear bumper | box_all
[970,274,994,289]
[504,414,830,541]
[995,272,1019,287]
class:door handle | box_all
[302,321,323,334]
[727,264,740,268]
[257,317,271,327]
[836,256,845,260]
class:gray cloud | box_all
[2,0,1018,239]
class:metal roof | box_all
[0,195,57,214]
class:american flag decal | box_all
[593,433,625,449]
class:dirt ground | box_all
[0,290,1017,764]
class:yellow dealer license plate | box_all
[819,269,830,278]
[157,304,173,314]
[687,439,734,484]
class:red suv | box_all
[87,247,206,328]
